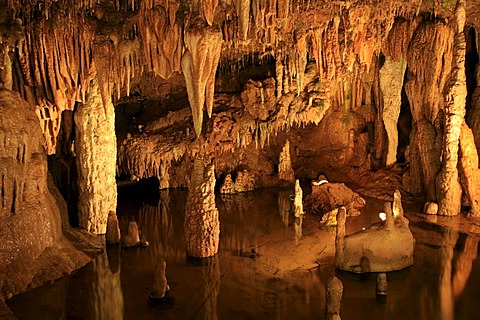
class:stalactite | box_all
[138,1,182,80]
[436,0,467,216]
[234,0,250,41]
[202,0,219,27]
[181,17,223,138]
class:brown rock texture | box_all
[0,89,99,299]
[335,200,414,273]
[181,17,223,137]
[75,77,117,234]
[305,181,366,217]
[379,56,407,166]
[184,158,220,258]
[278,140,295,183]
[436,0,467,216]
[106,211,121,245]
[459,122,480,216]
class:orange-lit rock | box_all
[335,193,414,273]
[184,159,220,258]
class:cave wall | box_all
[0,90,98,300]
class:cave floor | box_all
[7,186,480,320]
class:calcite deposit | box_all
[335,191,415,273]
[184,158,220,258]
[2,0,480,308]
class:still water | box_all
[7,184,480,319]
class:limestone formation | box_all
[151,259,170,299]
[106,211,121,245]
[184,159,220,258]
[241,78,277,121]
[326,276,343,320]
[293,179,304,218]
[459,122,480,216]
[392,189,404,218]
[75,77,117,234]
[379,56,407,166]
[123,221,141,248]
[219,170,256,194]
[424,202,439,215]
[335,200,414,273]
[181,18,223,138]
[219,174,235,194]
[436,0,467,216]
[305,178,365,217]
[278,140,295,183]
[0,89,98,299]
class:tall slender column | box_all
[75,77,117,234]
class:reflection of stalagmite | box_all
[195,257,220,320]
[278,140,295,183]
[75,77,117,234]
[278,190,291,228]
[326,276,343,320]
[181,18,223,138]
[86,251,124,320]
[293,180,303,218]
[184,158,220,258]
[379,56,407,166]
[437,0,467,216]
[439,228,458,320]
[439,229,479,320]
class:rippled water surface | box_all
[7,184,480,319]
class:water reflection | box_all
[439,228,479,320]
[294,216,303,245]
[86,250,124,320]
[278,190,291,228]
[7,188,480,320]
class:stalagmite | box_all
[459,122,480,216]
[436,0,467,216]
[392,189,404,218]
[278,140,295,183]
[123,221,141,248]
[75,77,117,234]
[181,18,223,137]
[151,259,170,299]
[379,56,407,166]
[106,211,121,245]
[184,158,220,258]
